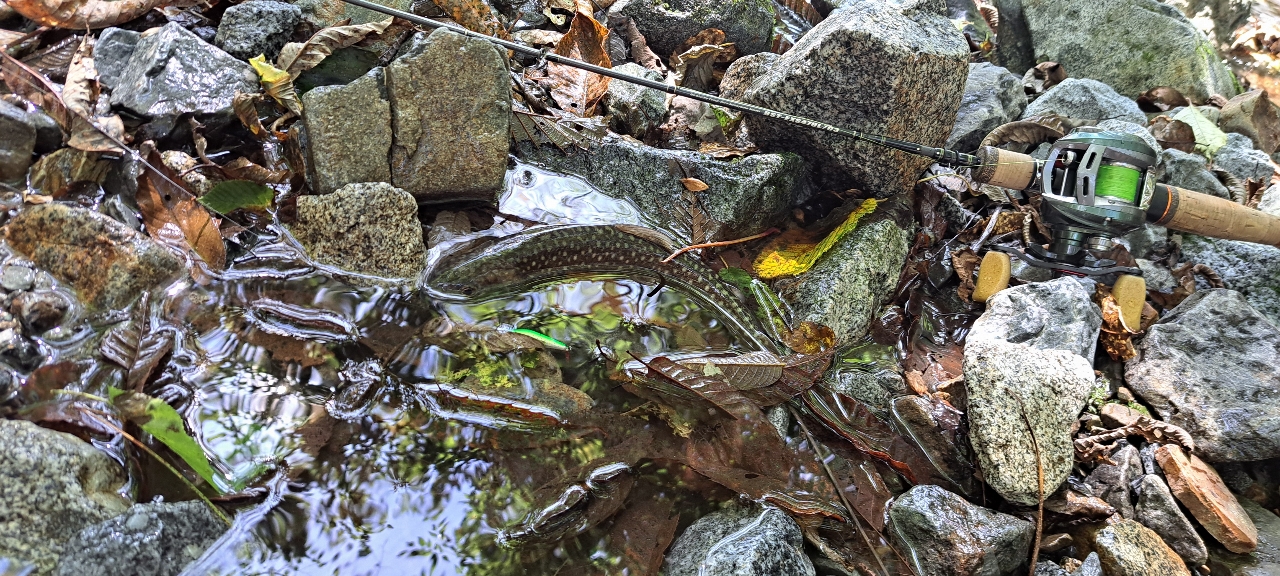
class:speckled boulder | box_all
[0,420,130,575]
[1180,235,1280,324]
[888,484,1034,576]
[288,182,426,281]
[5,204,183,310]
[1159,149,1232,200]
[721,0,968,196]
[662,503,814,576]
[213,0,301,61]
[1021,0,1236,101]
[1083,519,1192,576]
[55,502,226,576]
[966,277,1102,360]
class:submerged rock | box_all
[662,503,814,576]
[1019,79,1146,124]
[721,0,968,196]
[1215,132,1276,184]
[288,182,426,280]
[105,23,259,122]
[301,68,393,194]
[386,29,510,202]
[1157,444,1258,554]
[1084,518,1192,576]
[1159,149,1232,199]
[966,277,1103,360]
[603,63,668,139]
[514,136,808,241]
[1135,474,1209,566]
[1126,289,1280,462]
[0,100,36,183]
[888,484,1033,576]
[1207,498,1280,575]
[54,502,226,576]
[609,0,776,56]
[213,0,301,61]
[947,62,1028,152]
[1020,0,1236,101]
[0,420,130,574]
[5,204,183,310]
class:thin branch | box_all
[1014,397,1043,576]
[661,228,779,263]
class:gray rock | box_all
[514,136,808,241]
[5,204,182,310]
[721,0,968,196]
[662,503,814,576]
[888,484,1034,576]
[288,182,426,280]
[610,0,776,57]
[1181,234,1280,324]
[1075,553,1104,576]
[963,339,1096,505]
[1135,259,1178,293]
[1159,149,1232,200]
[1035,561,1071,576]
[13,290,70,334]
[1166,0,1252,45]
[891,395,982,497]
[603,63,668,139]
[947,62,1028,152]
[1011,259,1055,282]
[1088,518,1193,575]
[824,368,907,415]
[23,109,60,154]
[54,502,225,576]
[108,23,259,121]
[992,0,1034,74]
[1216,132,1276,184]
[779,216,911,344]
[1020,78,1146,124]
[0,420,130,575]
[1,264,33,292]
[301,68,392,194]
[1021,0,1236,101]
[1098,119,1163,155]
[214,0,301,61]
[1119,223,1169,261]
[387,29,510,202]
[1260,182,1280,217]
[0,100,36,183]
[1208,497,1280,575]
[94,28,140,88]
[1086,444,1142,519]
[1126,289,1280,462]
[967,277,1103,360]
[1136,474,1209,566]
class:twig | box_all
[787,404,894,576]
[1014,397,1043,576]
[661,228,779,263]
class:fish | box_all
[424,224,777,352]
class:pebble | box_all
[1,264,34,292]
[287,182,426,281]
[213,0,301,61]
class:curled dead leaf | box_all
[979,119,1065,149]
[670,42,734,92]
[6,0,193,28]
[277,18,392,79]
[1148,115,1196,153]
[1137,86,1191,113]
[679,177,708,192]
[233,92,270,139]
[136,146,226,271]
[545,10,611,116]
[431,0,505,37]
[222,157,290,184]
[951,247,981,302]
[250,55,302,116]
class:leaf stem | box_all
[660,228,779,263]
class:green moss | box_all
[1126,401,1152,417]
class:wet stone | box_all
[609,0,776,56]
[947,62,1028,152]
[966,277,1103,360]
[662,503,814,576]
[107,23,259,121]
[0,100,36,183]
[287,182,426,281]
[301,67,393,195]
[1020,78,1147,125]
[55,501,225,576]
[1126,289,1280,461]
[1215,132,1276,184]
[213,0,302,61]
[18,108,61,155]
[603,63,668,139]
[12,290,70,334]
[1159,149,1232,199]
[0,420,130,575]
[5,204,183,311]
[1086,444,1142,519]
[1085,518,1192,576]
[1,265,34,292]
[1135,473,1209,566]
[825,368,907,416]
[93,28,140,88]
[1208,498,1280,576]
[1259,183,1280,217]
[887,484,1034,576]
[721,0,968,196]
[387,29,510,202]
[1156,444,1259,554]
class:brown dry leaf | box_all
[222,157,290,184]
[778,0,822,25]
[670,42,733,92]
[679,177,708,191]
[61,36,125,153]
[1149,115,1196,153]
[0,29,25,50]
[233,92,269,139]
[1245,178,1268,208]
[5,0,191,28]
[1034,61,1067,89]
[619,16,664,72]
[951,247,981,302]
[675,28,731,59]
[277,18,393,79]
[546,10,611,116]
[698,142,757,158]
[136,147,226,271]
[677,351,785,390]
[905,370,928,396]
[29,147,109,195]
[20,34,80,81]
[1137,86,1191,113]
[2,48,71,131]
[431,0,505,37]
[1095,287,1139,361]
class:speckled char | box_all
[4,204,183,311]
[386,29,510,202]
[424,224,776,352]
[721,0,968,196]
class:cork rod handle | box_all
[1148,185,1280,247]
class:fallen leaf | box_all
[62,35,125,153]
[510,106,607,151]
[5,0,187,28]
[670,42,734,92]
[20,34,80,81]
[679,177,708,191]
[698,142,757,158]
[546,10,612,116]
[431,0,505,37]
[136,148,226,271]
[110,387,222,491]
[1034,61,1067,89]
[1136,86,1190,113]
[276,18,393,79]
[779,320,835,354]
[778,0,822,26]
[951,247,981,301]
[1149,115,1196,153]
[100,293,173,392]
[617,16,664,72]
[221,157,289,184]
[199,180,275,214]
[233,92,269,139]
[754,199,877,279]
[250,55,302,115]
[1095,286,1139,361]
[676,351,785,390]
[1172,105,1227,157]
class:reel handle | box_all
[1148,185,1280,247]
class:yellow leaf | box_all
[249,54,301,115]
[752,199,877,279]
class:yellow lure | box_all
[752,198,877,279]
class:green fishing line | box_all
[1095,164,1140,203]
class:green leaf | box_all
[199,180,274,214]
[717,266,753,290]
[110,387,221,492]
[1172,106,1227,158]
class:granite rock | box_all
[1020,78,1147,124]
[214,0,301,61]
[1086,518,1192,576]
[1219,90,1280,155]
[966,277,1102,359]
[387,29,510,202]
[0,420,130,575]
[888,484,1034,576]
[1259,183,1280,217]
[662,503,814,576]
[107,23,259,121]
[288,182,426,280]
[54,502,226,576]
[992,0,1035,74]
[1135,473,1209,566]
[947,62,1028,152]
[5,204,183,310]
[1181,234,1280,324]
[1215,132,1276,184]
[721,0,968,196]
[1159,149,1232,200]
[610,0,776,56]
[1097,119,1162,155]
[603,63,668,139]
[301,67,392,194]
[1126,289,1280,461]
[1021,0,1236,101]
